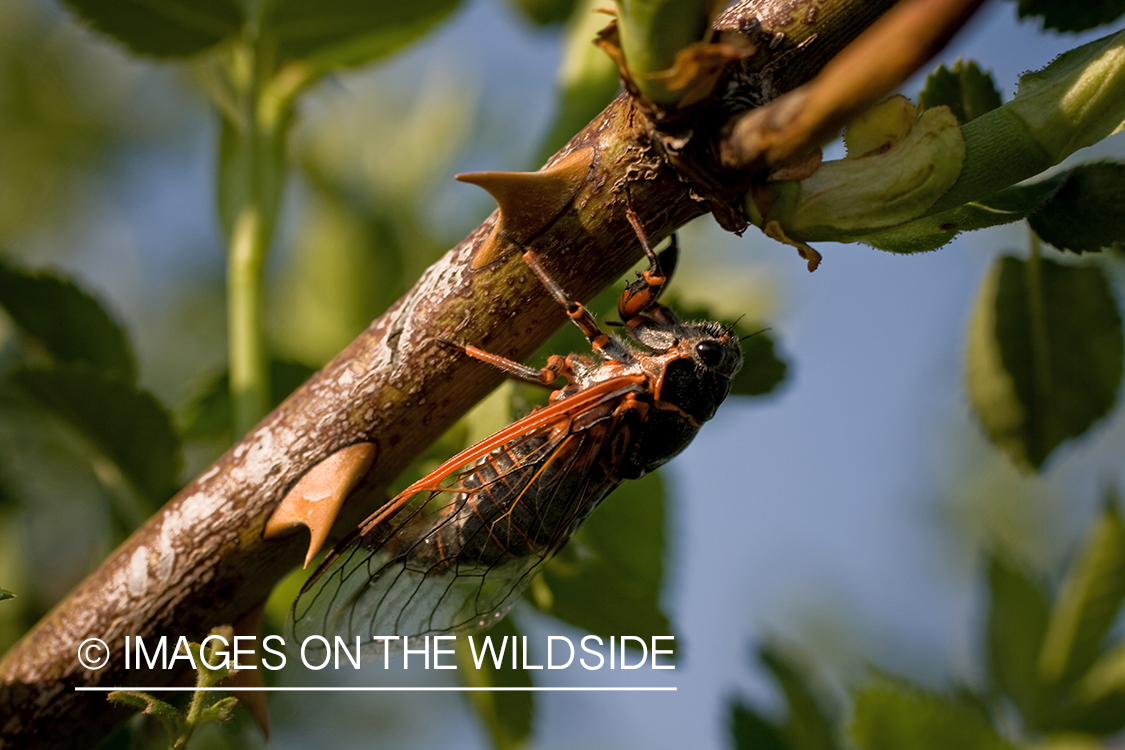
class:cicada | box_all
[292,213,743,646]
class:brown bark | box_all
[0,0,956,746]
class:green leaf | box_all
[0,589,14,602]
[457,616,534,750]
[984,552,1051,724]
[538,471,671,640]
[852,30,1125,250]
[15,367,182,509]
[60,0,243,58]
[850,681,1017,750]
[730,699,792,750]
[179,358,317,440]
[965,256,1124,470]
[1029,163,1125,253]
[0,259,135,382]
[759,643,840,750]
[1038,501,1125,690]
[920,60,1003,124]
[1012,0,1125,33]
[861,166,1069,253]
[264,0,461,70]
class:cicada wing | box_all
[290,488,550,649]
[291,379,641,650]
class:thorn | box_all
[456,146,594,269]
[264,442,376,567]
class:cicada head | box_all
[636,319,743,424]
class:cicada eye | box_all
[695,339,724,367]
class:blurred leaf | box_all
[506,0,580,25]
[265,0,461,70]
[0,589,14,602]
[920,60,1003,124]
[535,0,622,161]
[966,256,1124,470]
[15,367,181,509]
[179,358,317,440]
[733,333,788,398]
[1065,640,1125,734]
[1011,0,1125,33]
[60,0,243,58]
[1029,163,1125,253]
[850,680,1017,750]
[759,643,840,750]
[1038,500,1125,690]
[730,699,791,750]
[0,259,135,381]
[985,552,1051,724]
[457,615,534,750]
[538,471,671,640]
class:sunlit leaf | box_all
[15,367,182,510]
[920,60,1003,124]
[730,698,791,750]
[1011,0,1125,33]
[1038,500,1125,690]
[0,259,135,382]
[850,680,1017,750]
[60,0,243,58]
[760,643,841,750]
[1029,163,1125,253]
[457,616,534,750]
[265,0,461,70]
[538,471,671,640]
[966,256,1124,470]
[985,552,1051,724]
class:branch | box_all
[0,1,941,745]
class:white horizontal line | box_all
[76,686,676,693]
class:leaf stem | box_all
[228,206,268,437]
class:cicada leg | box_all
[522,250,633,364]
[618,208,681,330]
[438,339,575,387]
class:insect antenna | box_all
[740,326,771,342]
